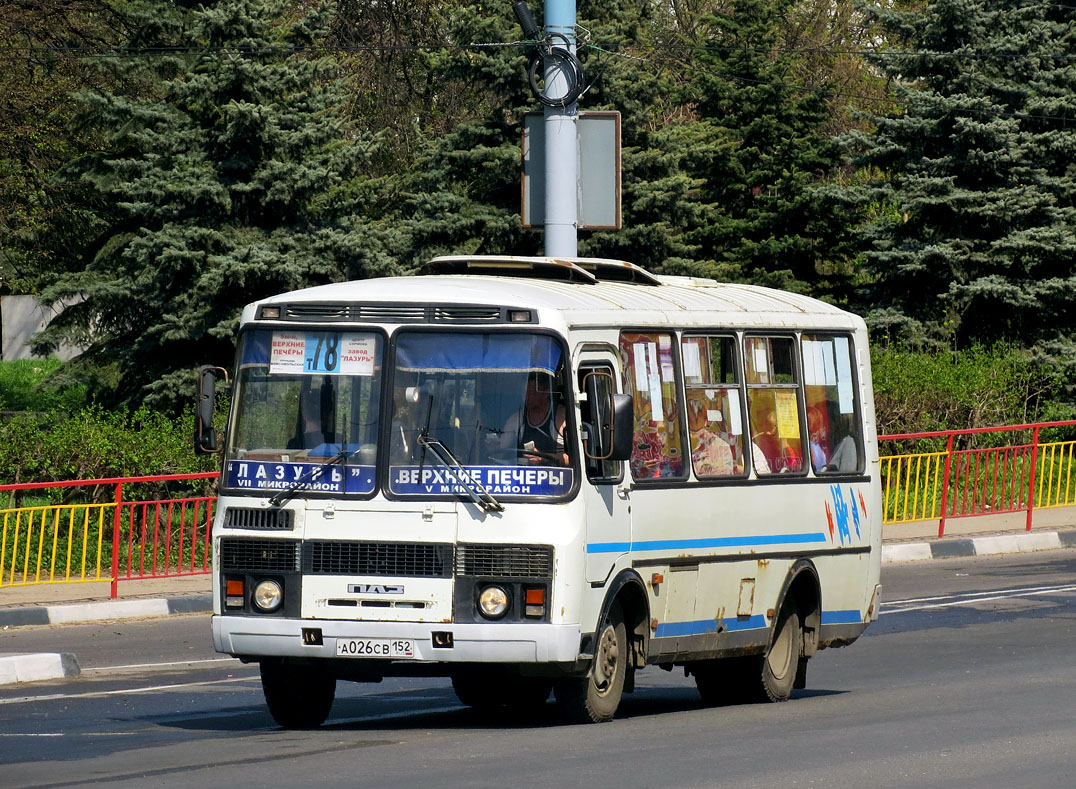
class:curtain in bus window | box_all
[619,331,685,480]
[802,334,862,473]
[745,336,803,474]
[682,335,745,478]
[395,333,562,373]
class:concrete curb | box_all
[0,652,80,685]
[882,529,1076,563]
[0,593,212,631]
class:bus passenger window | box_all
[745,336,804,474]
[619,331,685,480]
[682,335,746,478]
[801,334,863,474]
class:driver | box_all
[488,372,568,466]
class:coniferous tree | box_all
[578,0,709,271]
[664,0,855,297]
[844,0,1076,353]
[37,0,400,408]
[0,0,119,293]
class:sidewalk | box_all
[879,506,1076,561]
[2,508,1075,684]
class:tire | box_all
[260,659,336,729]
[554,601,628,723]
[760,607,802,703]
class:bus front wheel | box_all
[260,659,336,729]
[555,601,627,723]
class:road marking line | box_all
[883,584,1076,615]
[84,657,239,672]
[885,583,1076,606]
[0,675,257,705]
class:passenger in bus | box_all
[488,372,568,466]
[687,397,737,476]
[807,406,829,472]
[287,387,326,452]
[749,400,801,473]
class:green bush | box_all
[871,344,1076,442]
[0,404,218,504]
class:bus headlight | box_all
[478,585,509,619]
[252,579,283,612]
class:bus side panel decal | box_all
[586,533,828,553]
[655,615,767,637]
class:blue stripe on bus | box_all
[655,615,767,638]
[656,610,862,638]
[585,533,829,554]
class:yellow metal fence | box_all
[0,473,216,597]
[880,425,1076,535]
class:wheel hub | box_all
[594,624,619,693]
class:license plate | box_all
[335,638,415,658]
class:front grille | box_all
[273,302,509,324]
[219,538,300,573]
[222,507,294,531]
[355,305,427,322]
[304,541,453,578]
[285,304,351,320]
[456,544,553,578]
[432,306,501,323]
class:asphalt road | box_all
[1,551,1075,788]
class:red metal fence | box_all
[878,420,1076,537]
[4,421,1076,597]
[0,472,217,598]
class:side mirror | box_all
[610,394,634,461]
[195,365,228,455]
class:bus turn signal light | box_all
[525,587,545,618]
[225,579,245,608]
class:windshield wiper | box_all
[417,433,504,513]
[268,447,352,508]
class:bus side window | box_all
[618,331,686,481]
[682,335,746,478]
[745,336,805,475]
[801,334,864,474]
[578,365,621,481]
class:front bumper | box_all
[213,615,585,664]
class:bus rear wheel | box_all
[554,601,627,723]
[760,606,802,703]
[259,659,336,729]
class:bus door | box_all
[578,355,631,584]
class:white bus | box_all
[196,256,882,726]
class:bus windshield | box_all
[223,329,383,496]
[387,331,573,499]
[221,328,573,499]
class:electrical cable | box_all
[527,32,586,108]
[512,1,586,107]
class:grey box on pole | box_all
[522,111,621,230]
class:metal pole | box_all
[111,481,123,599]
[543,0,577,257]
[937,433,954,538]
[1026,425,1040,531]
